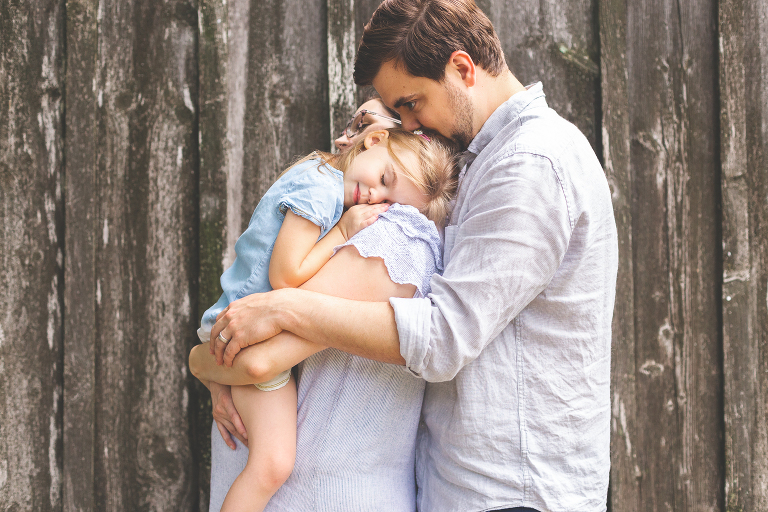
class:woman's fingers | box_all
[215,419,237,450]
[211,382,248,448]
[224,394,248,441]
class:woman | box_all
[191,98,454,510]
[333,96,402,151]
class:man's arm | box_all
[215,155,572,379]
[211,244,410,367]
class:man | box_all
[211,1,618,510]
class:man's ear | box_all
[447,51,476,87]
[363,129,390,149]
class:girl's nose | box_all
[367,187,380,204]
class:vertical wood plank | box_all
[90,0,199,508]
[327,0,383,142]
[627,0,723,509]
[0,0,65,510]
[239,0,329,224]
[599,0,641,508]
[195,0,330,507]
[196,0,230,504]
[63,0,98,509]
[327,0,357,147]
[720,0,768,509]
[486,0,601,151]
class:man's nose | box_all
[400,113,421,132]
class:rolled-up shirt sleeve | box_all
[393,152,573,381]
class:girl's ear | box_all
[363,129,390,149]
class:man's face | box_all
[372,60,475,151]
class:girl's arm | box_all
[191,245,416,385]
[268,205,388,289]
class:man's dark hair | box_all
[354,0,507,86]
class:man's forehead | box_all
[372,60,419,106]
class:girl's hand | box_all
[337,203,389,240]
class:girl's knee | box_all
[244,447,295,492]
[267,449,295,488]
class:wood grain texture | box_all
[484,0,601,151]
[194,0,329,507]
[6,0,768,509]
[599,0,641,508]
[719,0,768,509]
[196,0,230,505]
[327,0,358,147]
[323,0,387,147]
[63,0,98,509]
[239,0,329,223]
[326,0,383,142]
[0,0,65,510]
[627,0,723,509]
[86,0,199,509]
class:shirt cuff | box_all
[390,296,432,376]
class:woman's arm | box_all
[193,245,415,384]
[269,205,387,289]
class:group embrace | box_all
[189,1,618,511]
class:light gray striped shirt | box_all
[263,205,443,512]
[391,83,618,512]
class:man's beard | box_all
[445,80,474,151]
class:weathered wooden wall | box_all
[719,0,768,509]
[2,0,767,510]
[0,0,65,510]
[196,0,331,506]
[61,0,201,509]
[602,0,725,510]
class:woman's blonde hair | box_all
[282,128,459,226]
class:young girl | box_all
[196,128,456,512]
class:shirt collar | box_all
[466,81,546,156]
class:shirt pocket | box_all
[443,225,458,267]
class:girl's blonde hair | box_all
[282,128,459,226]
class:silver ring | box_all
[217,332,231,344]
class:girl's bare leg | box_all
[220,377,297,512]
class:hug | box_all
[189,1,618,511]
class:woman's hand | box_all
[209,381,248,449]
[336,203,389,240]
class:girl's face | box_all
[334,99,401,152]
[343,131,426,210]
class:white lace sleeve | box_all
[333,204,443,298]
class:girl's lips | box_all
[354,183,360,205]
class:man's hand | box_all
[209,381,248,449]
[210,288,292,366]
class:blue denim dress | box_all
[200,158,344,332]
